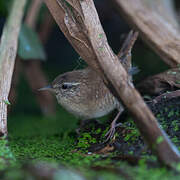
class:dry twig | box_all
[0,0,27,136]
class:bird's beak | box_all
[38,85,53,91]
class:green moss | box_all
[172,120,179,132]
[168,110,174,118]
[0,101,180,179]
[171,136,179,144]
[124,126,140,142]
[101,127,109,138]
[95,128,101,134]
[77,132,94,149]
[0,138,16,170]
[7,109,103,169]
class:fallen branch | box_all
[0,0,27,136]
[151,90,180,104]
[44,0,180,168]
[113,0,180,67]
[25,0,43,29]
[137,68,180,95]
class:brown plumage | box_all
[39,67,124,142]
[51,67,123,120]
[39,30,138,141]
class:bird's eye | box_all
[61,83,72,90]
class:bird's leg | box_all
[105,110,123,142]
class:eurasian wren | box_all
[39,67,124,141]
[39,31,138,141]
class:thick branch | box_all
[113,0,180,67]
[0,0,27,136]
[44,0,180,167]
[80,0,180,167]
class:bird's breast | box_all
[56,90,119,119]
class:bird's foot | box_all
[103,111,122,143]
[104,122,123,143]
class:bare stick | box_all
[44,0,180,167]
[0,0,27,136]
[113,0,180,68]
[152,90,180,104]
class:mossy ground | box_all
[1,97,180,179]
[1,64,180,179]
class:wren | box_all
[39,67,124,141]
[39,31,138,141]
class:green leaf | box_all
[18,24,46,61]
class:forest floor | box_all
[1,58,180,179]
[1,95,180,179]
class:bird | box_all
[39,31,138,142]
[39,67,124,141]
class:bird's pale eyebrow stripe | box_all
[63,82,81,86]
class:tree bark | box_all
[44,0,180,168]
[113,0,180,68]
[0,0,27,136]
